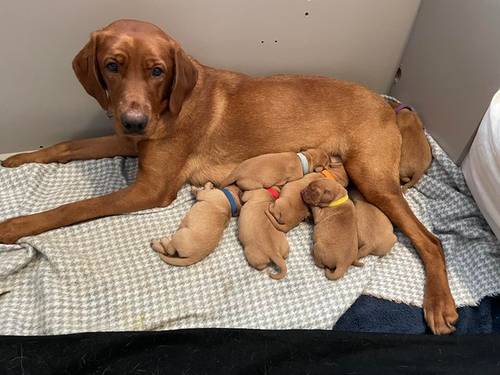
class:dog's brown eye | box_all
[151,67,164,77]
[106,62,119,73]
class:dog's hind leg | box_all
[344,122,458,335]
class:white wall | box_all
[391,0,500,163]
[0,0,420,153]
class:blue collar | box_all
[221,188,238,217]
[297,152,309,175]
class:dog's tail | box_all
[401,168,425,192]
[324,264,349,280]
[264,207,291,233]
[158,253,205,267]
[267,254,288,280]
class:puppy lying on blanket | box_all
[265,156,349,233]
[302,179,359,280]
[350,189,397,258]
[220,148,329,190]
[151,182,241,266]
[238,187,289,279]
[385,97,432,191]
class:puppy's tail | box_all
[324,265,349,280]
[267,255,288,280]
[264,207,291,233]
[158,253,205,267]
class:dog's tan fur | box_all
[350,189,397,259]
[302,179,358,280]
[0,19,457,334]
[238,188,289,279]
[151,183,241,266]
[387,100,432,190]
[220,148,329,189]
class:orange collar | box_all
[266,187,280,200]
[321,170,335,180]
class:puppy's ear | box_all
[169,48,198,114]
[72,32,109,112]
[318,182,347,207]
[301,185,320,206]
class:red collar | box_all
[266,187,280,199]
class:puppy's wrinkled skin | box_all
[302,179,358,280]
[220,149,329,189]
[238,188,289,279]
[265,173,323,232]
[151,182,241,266]
[350,189,397,259]
[386,101,432,190]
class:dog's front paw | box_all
[1,153,36,168]
[423,287,458,335]
[0,219,25,244]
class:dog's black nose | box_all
[120,111,149,134]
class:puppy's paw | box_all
[204,182,214,190]
[150,239,165,254]
[151,236,174,255]
[190,186,203,196]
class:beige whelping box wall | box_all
[390,0,500,163]
[0,0,420,153]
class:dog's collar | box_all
[321,170,335,180]
[221,188,238,217]
[395,103,414,114]
[297,152,309,175]
[328,194,349,208]
[266,187,280,200]
[381,94,414,113]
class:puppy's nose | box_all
[120,111,149,134]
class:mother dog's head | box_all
[72,19,198,138]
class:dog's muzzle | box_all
[120,110,149,134]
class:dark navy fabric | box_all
[334,295,500,334]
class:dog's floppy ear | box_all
[72,32,110,112]
[169,48,198,114]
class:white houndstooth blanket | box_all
[0,136,499,335]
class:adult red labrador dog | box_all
[0,19,457,334]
